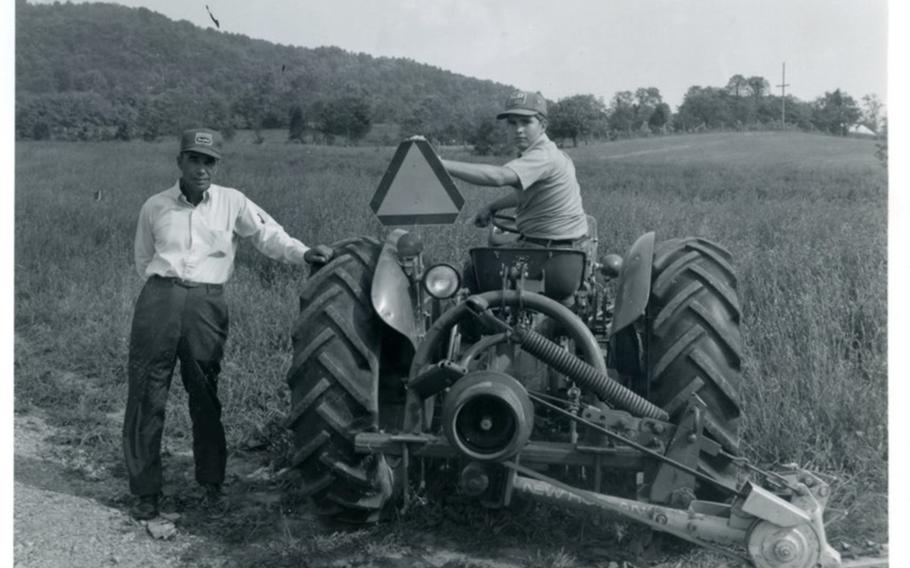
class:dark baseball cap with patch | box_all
[179,128,223,159]
[496,91,547,119]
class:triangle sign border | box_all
[369,139,464,219]
[374,212,460,225]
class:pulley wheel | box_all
[442,371,534,462]
[747,520,822,568]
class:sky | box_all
[27,0,888,110]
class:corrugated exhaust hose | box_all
[510,326,668,421]
[463,295,668,421]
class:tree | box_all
[649,102,672,131]
[746,76,770,99]
[633,87,663,131]
[318,95,372,143]
[811,89,861,135]
[547,101,571,144]
[860,94,884,133]
[396,95,474,145]
[398,96,444,142]
[31,121,51,140]
[755,95,780,125]
[468,118,508,156]
[725,74,748,97]
[607,91,636,137]
[469,119,495,156]
[115,121,132,141]
[782,97,814,130]
[288,104,305,141]
[675,86,732,130]
[547,94,607,147]
[234,71,285,134]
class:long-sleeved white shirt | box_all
[134,182,310,284]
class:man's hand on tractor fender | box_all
[474,207,494,228]
[304,244,334,264]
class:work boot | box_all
[200,483,229,516]
[130,494,159,521]
[200,483,224,504]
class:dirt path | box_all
[14,413,211,568]
[12,411,564,568]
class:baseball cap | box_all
[179,128,223,159]
[496,91,547,119]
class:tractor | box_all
[283,140,842,568]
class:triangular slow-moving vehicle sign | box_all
[370,138,464,225]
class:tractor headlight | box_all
[423,264,461,299]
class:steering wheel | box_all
[491,209,520,234]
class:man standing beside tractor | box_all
[123,127,334,521]
[440,90,590,249]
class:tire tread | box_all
[285,237,390,520]
[645,237,743,483]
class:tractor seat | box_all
[468,246,587,301]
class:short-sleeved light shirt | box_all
[504,133,588,240]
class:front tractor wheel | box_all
[285,237,394,522]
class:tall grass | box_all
[14,132,886,540]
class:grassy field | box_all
[14,131,887,554]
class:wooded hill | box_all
[16,1,881,147]
[15,0,517,142]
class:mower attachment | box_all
[508,461,841,568]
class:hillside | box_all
[15,0,517,140]
[566,131,882,169]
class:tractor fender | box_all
[610,232,656,335]
[371,229,420,349]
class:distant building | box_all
[848,124,877,137]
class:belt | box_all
[152,275,223,290]
[519,235,585,247]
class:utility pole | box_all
[776,62,790,128]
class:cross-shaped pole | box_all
[776,62,790,127]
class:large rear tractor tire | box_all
[285,237,394,523]
[644,237,743,490]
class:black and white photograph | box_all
[9,1,896,566]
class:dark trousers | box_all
[122,276,229,497]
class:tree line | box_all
[472,81,882,155]
[541,79,882,148]
[15,1,884,149]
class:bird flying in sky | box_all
[205,4,220,29]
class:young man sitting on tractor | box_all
[441,91,595,306]
[441,90,590,251]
